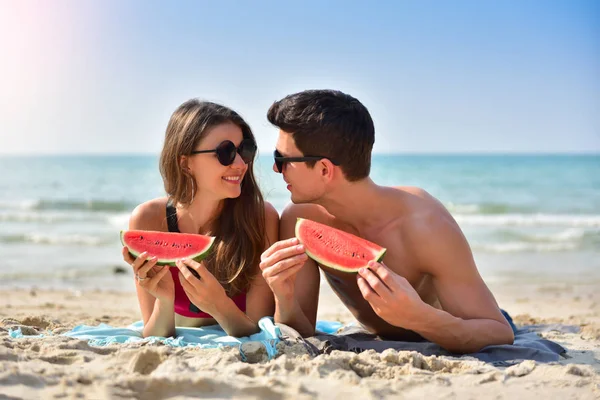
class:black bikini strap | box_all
[166,200,180,233]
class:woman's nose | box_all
[232,152,246,168]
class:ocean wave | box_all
[498,228,599,243]
[107,213,131,229]
[33,199,135,212]
[0,200,40,210]
[470,227,600,253]
[455,214,600,227]
[0,211,105,224]
[473,241,580,253]
[0,199,136,212]
[446,202,531,215]
[1,233,111,246]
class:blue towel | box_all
[9,317,282,360]
[315,320,343,334]
[9,315,565,365]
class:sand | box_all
[1,278,599,399]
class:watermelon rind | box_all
[295,218,387,273]
[120,230,215,266]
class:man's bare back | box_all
[280,186,509,343]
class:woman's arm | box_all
[243,203,279,328]
[211,203,278,336]
[175,203,279,337]
[125,200,176,338]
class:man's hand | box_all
[176,259,227,315]
[356,260,426,330]
[259,238,308,301]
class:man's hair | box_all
[267,90,375,181]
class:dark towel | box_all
[276,318,569,367]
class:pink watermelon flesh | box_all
[120,230,215,266]
[295,218,387,273]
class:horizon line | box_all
[0,151,599,157]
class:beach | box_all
[1,154,599,398]
[2,0,598,396]
[1,274,599,399]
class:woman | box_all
[122,99,278,338]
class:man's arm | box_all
[358,212,514,353]
[276,206,321,334]
[260,204,322,337]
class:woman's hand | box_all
[122,247,175,304]
[176,259,228,316]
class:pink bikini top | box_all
[169,268,246,318]
[167,201,247,318]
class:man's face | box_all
[273,130,325,204]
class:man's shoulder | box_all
[390,187,459,244]
[280,203,334,225]
[390,185,434,202]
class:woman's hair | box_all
[159,99,266,295]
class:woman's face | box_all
[186,122,250,201]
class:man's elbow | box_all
[499,321,515,346]
[448,321,514,354]
[473,321,515,353]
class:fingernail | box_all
[359,268,366,274]
[296,245,304,251]
[368,261,374,267]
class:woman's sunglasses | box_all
[191,139,257,166]
[273,149,339,173]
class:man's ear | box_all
[320,159,336,181]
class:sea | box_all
[0,154,599,291]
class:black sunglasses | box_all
[273,149,339,173]
[191,139,257,166]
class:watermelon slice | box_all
[120,230,215,266]
[295,218,387,273]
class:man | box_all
[259,89,514,353]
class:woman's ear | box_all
[179,155,190,174]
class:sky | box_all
[0,0,598,155]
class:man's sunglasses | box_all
[191,139,257,166]
[273,149,339,173]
